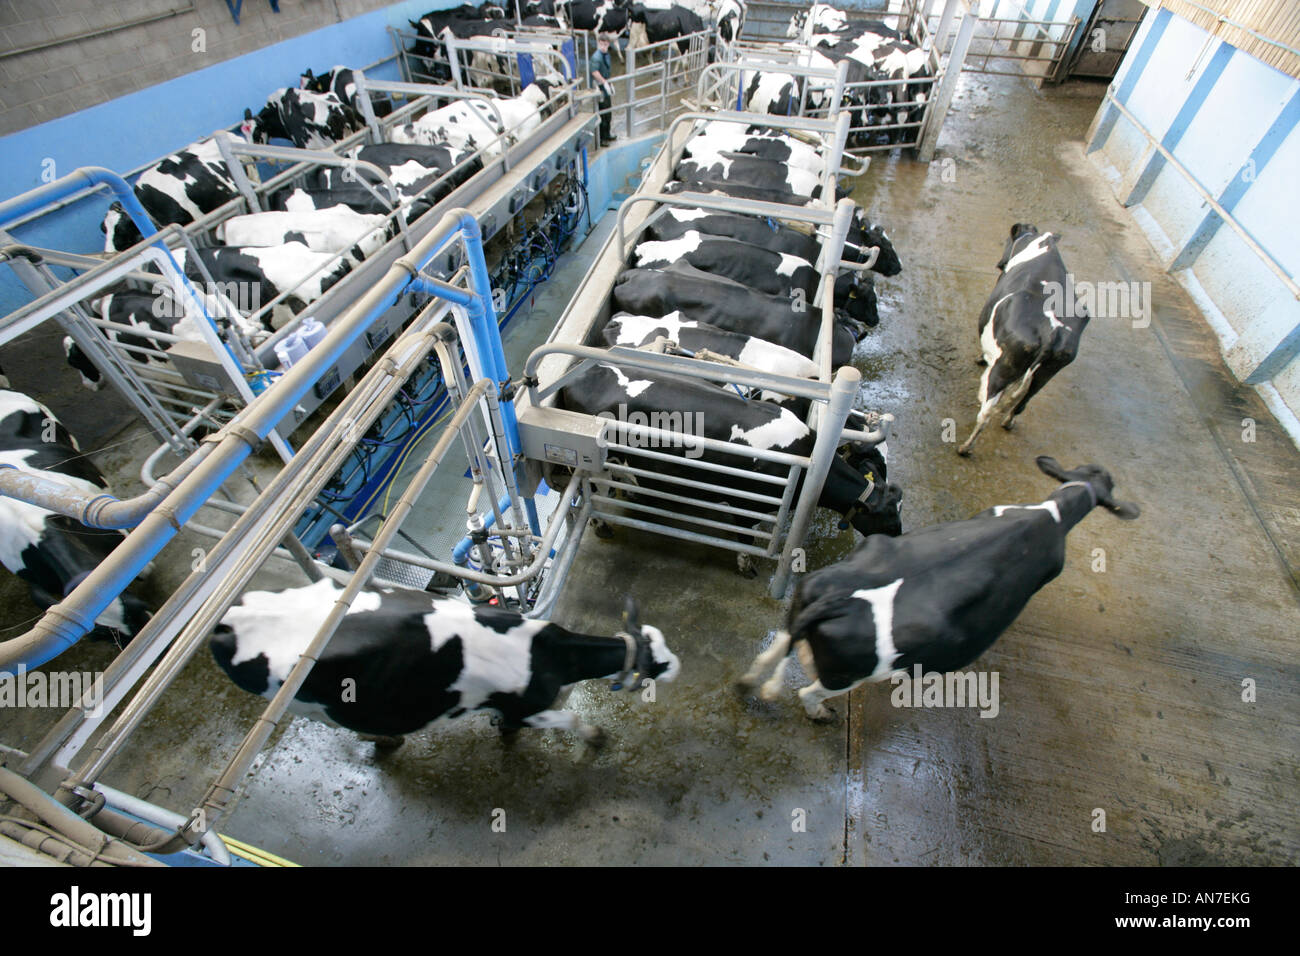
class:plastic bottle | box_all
[274,331,309,369]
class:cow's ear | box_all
[1035,455,1070,482]
[244,107,253,120]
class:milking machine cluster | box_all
[294,171,588,601]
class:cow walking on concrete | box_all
[212,582,678,748]
[738,456,1139,720]
[958,223,1089,456]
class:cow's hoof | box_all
[363,734,405,751]
[956,445,973,457]
[1001,418,1017,431]
[585,727,607,749]
[736,557,758,579]
[592,520,614,539]
[734,677,756,697]
[807,706,837,724]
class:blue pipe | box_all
[3,210,497,673]
[0,166,246,375]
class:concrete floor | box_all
[2,66,1297,866]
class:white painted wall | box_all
[1088,6,1300,436]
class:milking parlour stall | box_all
[0,0,1295,913]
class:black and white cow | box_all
[299,64,394,118]
[211,578,678,747]
[218,207,391,259]
[629,229,876,328]
[312,142,483,205]
[62,286,222,391]
[671,154,828,205]
[613,262,856,368]
[100,139,240,252]
[958,224,1088,456]
[559,362,903,550]
[388,79,559,160]
[644,205,901,278]
[243,88,364,150]
[0,382,152,643]
[629,2,705,55]
[738,457,1139,720]
[570,0,630,35]
[684,123,828,177]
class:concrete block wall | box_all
[0,0,409,136]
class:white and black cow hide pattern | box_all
[218,205,392,260]
[387,80,558,161]
[101,138,241,253]
[957,223,1088,456]
[559,362,902,539]
[245,87,364,150]
[310,142,483,205]
[0,386,152,642]
[211,576,679,743]
[613,261,856,367]
[300,65,395,118]
[666,153,840,207]
[740,457,1138,720]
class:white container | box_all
[274,332,309,369]
[299,316,328,349]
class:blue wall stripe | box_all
[1220,85,1300,214]
[1123,41,1233,205]
[1171,85,1300,270]
[1116,6,1171,105]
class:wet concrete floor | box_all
[2,67,1297,866]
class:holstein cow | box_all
[62,286,231,391]
[211,579,678,747]
[738,456,1139,720]
[300,65,394,118]
[388,78,559,160]
[669,154,834,206]
[100,139,240,252]
[0,380,152,644]
[684,123,828,177]
[243,88,363,149]
[612,262,857,367]
[958,223,1088,456]
[602,311,893,423]
[312,142,483,205]
[630,229,877,328]
[218,206,391,260]
[559,362,902,574]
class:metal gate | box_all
[1066,0,1146,80]
[945,2,1082,83]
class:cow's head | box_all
[834,270,879,330]
[847,210,902,276]
[243,104,281,144]
[820,443,903,538]
[101,201,144,253]
[995,222,1043,270]
[94,591,153,644]
[612,596,681,690]
[1035,457,1141,520]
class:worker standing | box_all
[590,33,616,144]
